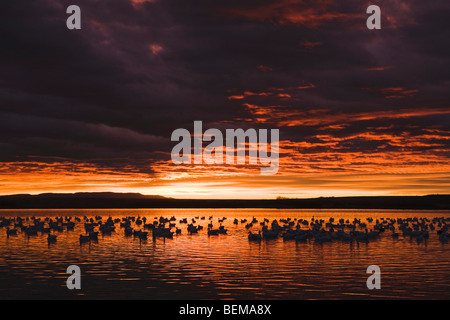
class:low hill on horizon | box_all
[2,192,169,199]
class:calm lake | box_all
[0,209,449,299]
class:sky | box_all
[0,0,449,199]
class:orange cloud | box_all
[227,84,314,101]
[131,0,156,6]
[240,104,450,127]
[362,87,419,99]
[149,43,164,55]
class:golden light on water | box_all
[1,209,449,299]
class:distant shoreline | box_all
[0,193,448,210]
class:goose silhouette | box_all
[248,231,262,241]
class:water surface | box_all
[0,209,449,299]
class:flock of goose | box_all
[247,216,450,243]
[1,215,449,245]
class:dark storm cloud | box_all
[0,0,449,174]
